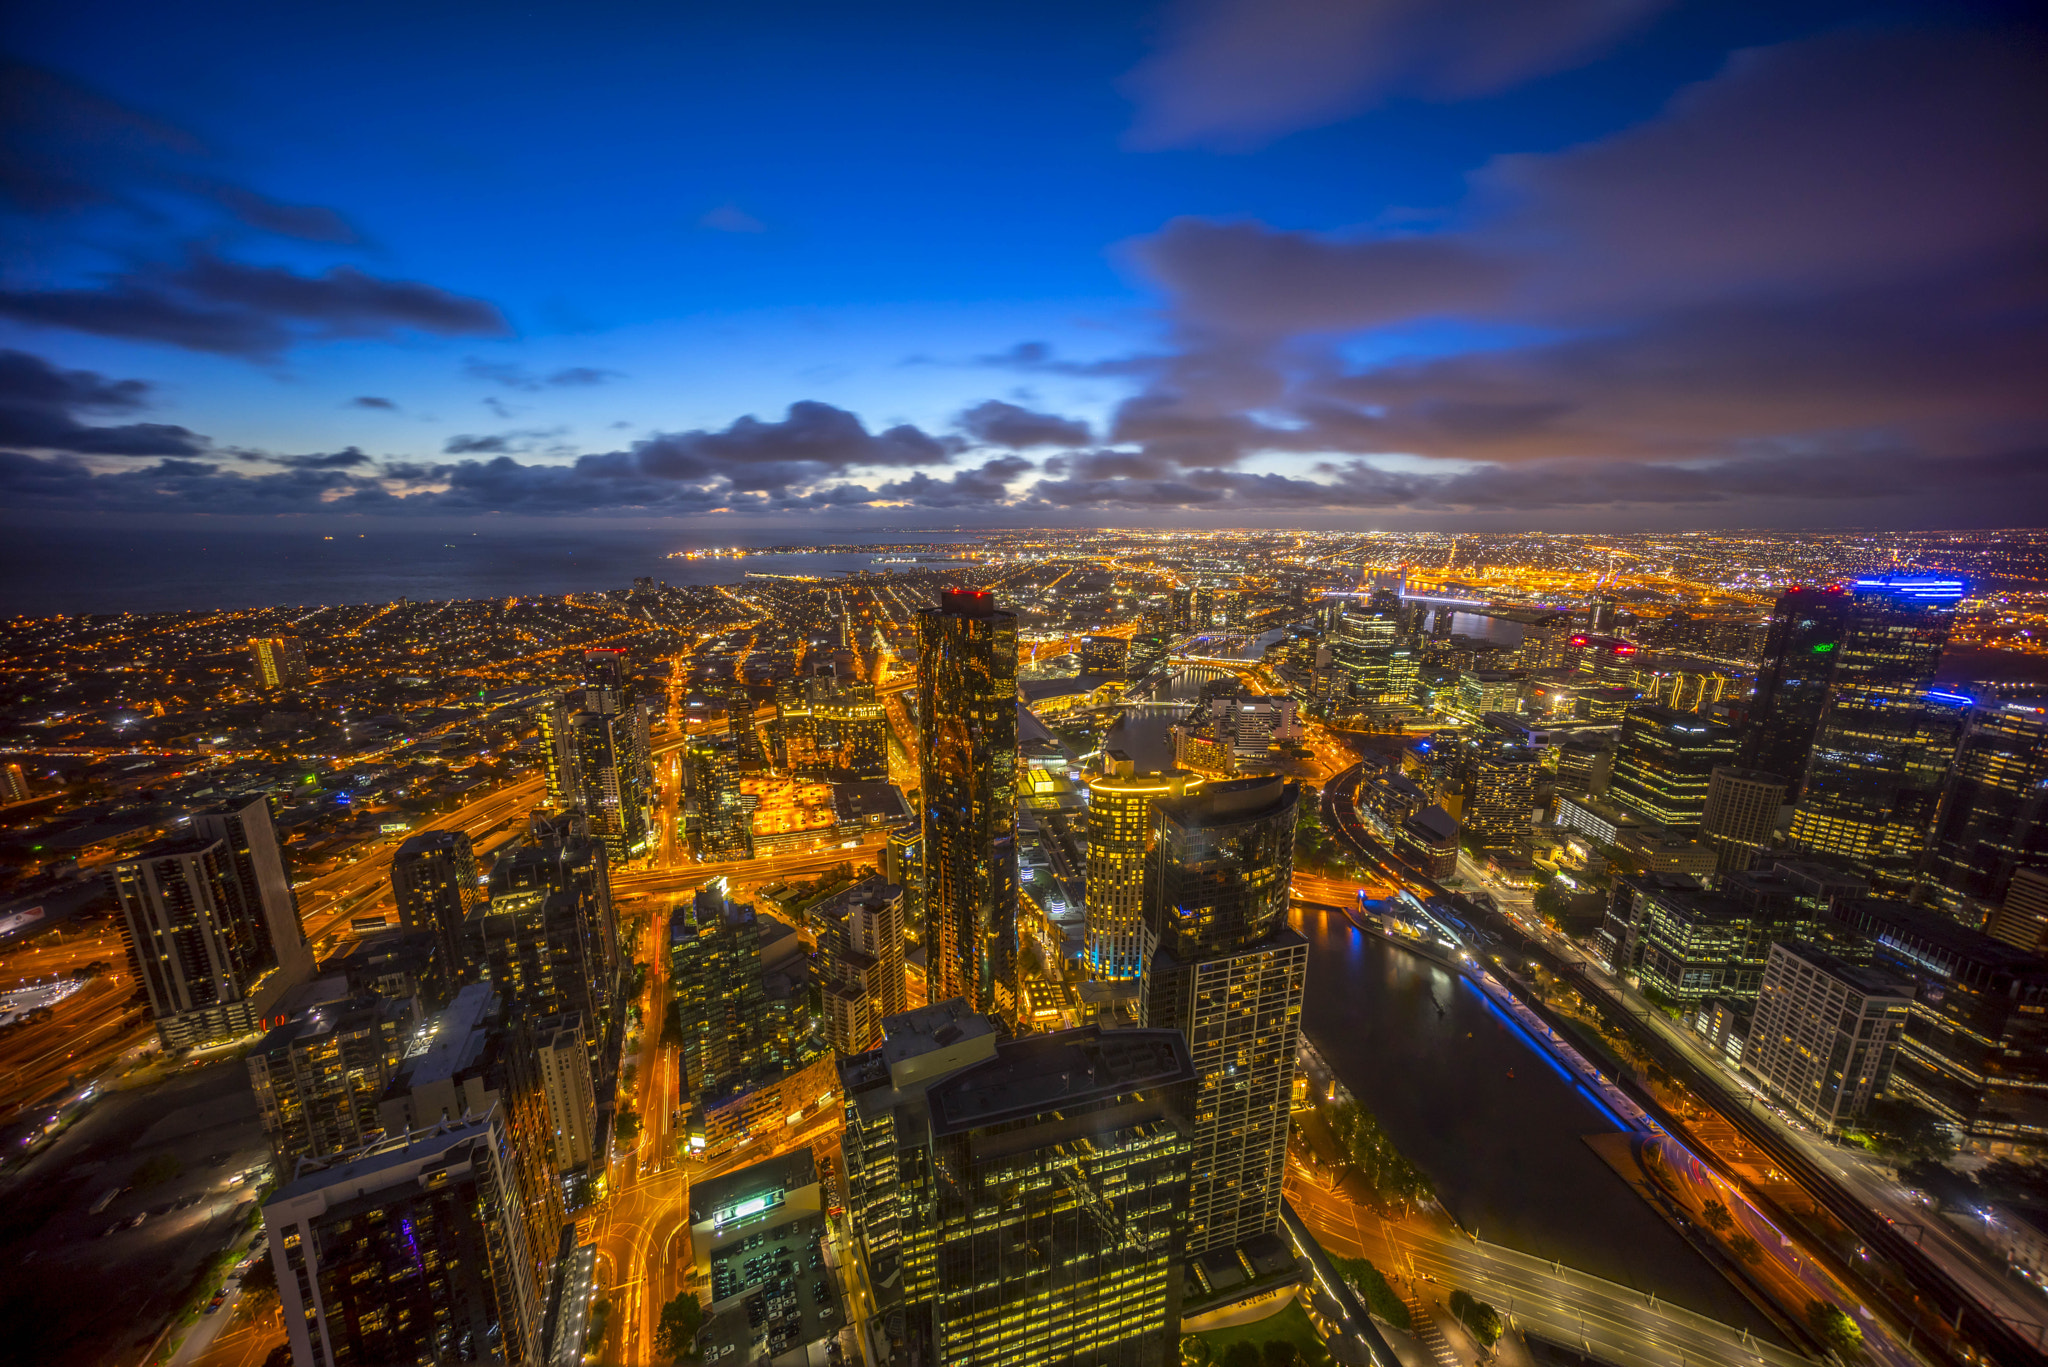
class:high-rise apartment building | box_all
[1568,633,1640,689]
[684,732,754,860]
[109,797,311,1048]
[1085,754,1201,981]
[1788,575,1967,889]
[1140,775,1305,1258]
[1919,702,2048,924]
[538,650,655,862]
[263,1110,547,1367]
[1081,635,1130,675]
[476,814,620,1059]
[250,635,309,690]
[809,875,908,1055]
[0,762,29,803]
[1741,586,1850,798]
[1743,941,1912,1133]
[391,828,481,990]
[377,983,576,1267]
[1460,734,1539,843]
[533,1014,598,1176]
[1699,766,1786,873]
[917,588,1019,1023]
[247,994,415,1171]
[839,1003,1195,1367]
[1609,705,1740,830]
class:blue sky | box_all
[3,0,2044,528]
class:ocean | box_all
[0,523,977,617]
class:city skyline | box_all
[4,1,2045,532]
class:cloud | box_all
[956,400,1092,449]
[271,447,374,470]
[442,428,565,455]
[1122,0,1668,150]
[700,203,767,234]
[1097,25,2048,490]
[0,349,207,457]
[349,395,398,410]
[0,251,510,358]
[207,186,360,245]
[464,359,622,391]
[866,456,1035,508]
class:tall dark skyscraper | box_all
[1788,574,1967,891]
[684,732,754,860]
[1920,703,2048,923]
[391,828,482,987]
[1140,775,1305,1258]
[539,648,654,862]
[476,813,621,1059]
[917,588,1019,1024]
[1741,585,1850,798]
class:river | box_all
[1294,903,1776,1334]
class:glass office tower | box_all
[1788,575,1966,892]
[1741,585,1850,799]
[1085,753,1201,981]
[917,588,1020,1024]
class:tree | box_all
[1221,1343,1261,1367]
[1259,1341,1297,1367]
[655,1291,704,1363]
[1449,1290,1503,1347]
[1859,1097,1955,1165]
[1729,1234,1762,1264]
[615,1109,641,1141]
[1178,1336,1213,1367]
[1700,1199,1734,1234]
[1805,1300,1863,1356]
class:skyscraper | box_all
[1085,754,1200,981]
[247,993,415,1170]
[1699,766,1786,873]
[1788,574,1967,889]
[250,635,309,690]
[476,814,620,1059]
[1919,702,2048,923]
[1742,941,1912,1134]
[838,1003,1194,1367]
[538,650,655,863]
[808,875,908,1055]
[109,796,311,1048]
[1140,775,1306,1258]
[391,828,482,989]
[669,881,770,1096]
[684,733,754,860]
[1609,705,1741,830]
[263,1109,547,1367]
[917,588,1019,1023]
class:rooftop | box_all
[928,1025,1195,1137]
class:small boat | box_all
[1506,1068,1516,1080]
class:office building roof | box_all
[928,1025,1194,1137]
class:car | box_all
[125,1212,147,1228]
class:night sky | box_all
[3,0,2044,530]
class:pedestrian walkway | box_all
[1405,1297,1460,1366]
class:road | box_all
[1287,1172,1804,1367]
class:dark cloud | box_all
[463,359,622,391]
[0,251,509,358]
[956,399,1092,449]
[976,341,1164,379]
[867,456,1035,508]
[444,434,514,454]
[207,186,360,244]
[271,447,374,470]
[0,349,207,457]
[1122,0,1668,150]
[1098,25,2048,491]
[349,395,398,410]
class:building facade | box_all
[1742,941,1911,1133]
[917,588,1020,1023]
[1085,755,1201,981]
[391,828,481,992]
[1608,705,1740,830]
[1140,775,1305,1258]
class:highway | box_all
[1285,1170,1805,1367]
